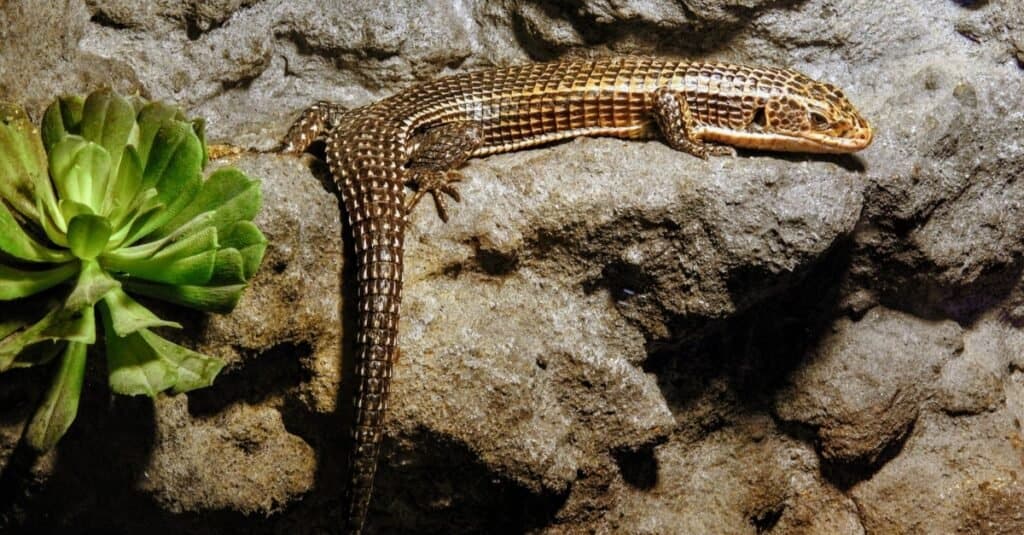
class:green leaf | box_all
[126,94,148,114]
[35,194,69,248]
[102,302,223,396]
[0,261,79,300]
[41,96,84,153]
[135,101,182,167]
[134,249,219,286]
[104,226,218,285]
[67,214,112,260]
[149,224,219,262]
[0,309,56,371]
[104,325,176,396]
[108,188,161,249]
[123,280,246,313]
[0,266,108,359]
[79,89,136,185]
[0,200,72,263]
[49,136,112,212]
[108,145,144,228]
[0,317,25,339]
[105,210,216,262]
[140,329,223,393]
[144,120,202,197]
[0,101,54,222]
[191,117,208,168]
[58,199,95,227]
[221,221,267,280]
[102,287,180,336]
[122,120,203,244]
[209,248,245,284]
[64,259,120,312]
[24,341,86,451]
[40,304,95,344]
[151,168,261,239]
[0,272,104,371]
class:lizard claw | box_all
[406,170,463,222]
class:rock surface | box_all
[2,0,1023,533]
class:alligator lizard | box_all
[281,56,872,534]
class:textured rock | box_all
[141,396,316,515]
[2,0,1024,533]
[851,409,1024,534]
[774,307,963,463]
[597,418,865,535]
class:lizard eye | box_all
[809,112,830,130]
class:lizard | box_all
[280,56,873,534]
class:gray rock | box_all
[851,409,1024,534]
[774,307,963,463]
[140,396,317,515]
[1,0,1024,533]
[937,317,1023,416]
[589,418,865,535]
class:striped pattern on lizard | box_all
[280,56,873,534]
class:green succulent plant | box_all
[0,89,266,451]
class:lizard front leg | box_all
[651,87,736,159]
[404,121,483,222]
[281,100,351,154]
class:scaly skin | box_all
[281,56,872,534]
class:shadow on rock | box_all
[187,340,312,417]
[644,240,851,433]
[368,429,569,535]
[13,353,158,533]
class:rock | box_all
[937,317,1022,416]
[140,396,317,515]
[774,307,963,464]
[1,0,1023,533]
[593,418,865,535]
[851,409,1024,534]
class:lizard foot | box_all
[406,169,463,222]
[706,144,737,157]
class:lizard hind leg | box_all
[404,121,484,222]
[650,87,736,159]
[281,100,350,154]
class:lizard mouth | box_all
[700,125,873,154]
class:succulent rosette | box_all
[0,89,266,450]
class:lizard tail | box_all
[332,122,409,535]
[344,213,404,534]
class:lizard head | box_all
[746,72,873,154]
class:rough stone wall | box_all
[1,0,1023,533]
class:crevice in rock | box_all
[184,16,207,41]
[612,443,659,490]
[818,419,915,492]
[751,503,784,533]
[646,241,851,436]
[874,256,1024,326]
[472,240,520,277]
[370,428,569,534]
[510,0,812,60]
[88,11,130,31]
[584,260,657,301]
